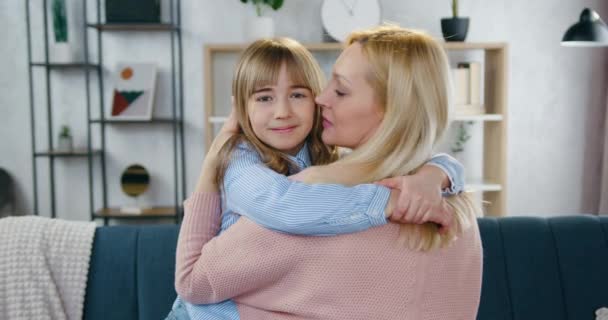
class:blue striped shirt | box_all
[172,143,464,320]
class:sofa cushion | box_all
[84,226,139,320]
[136,225,180,319]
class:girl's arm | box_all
[223,145,389,236]
[223,147,464,235]
[427,153,464,196]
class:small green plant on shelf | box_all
[451,121,473,153]
[451,0,460,17]
[57,125,73,152]
[52,0,68,42]
[240,0,284,17]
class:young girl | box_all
[167,37,465,319]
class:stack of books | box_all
[451,62,484,115]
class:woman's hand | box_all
[195,108,239,193]
[376,166,454,233]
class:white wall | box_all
[1,0,607,220]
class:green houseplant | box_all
[240,0,284,40]
[441,0,469,42]
[57,125,73,152]
[51,0,73,62]
[240,0,284,17]
[52,0,68,42]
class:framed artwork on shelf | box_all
[110,62,157,121]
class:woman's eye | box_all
[335,90,346,97]
[255,95,273,102]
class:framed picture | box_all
[110,62,157,120]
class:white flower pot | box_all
[245,16,275,41]
[57,135,73,152]
[51,42,74,63]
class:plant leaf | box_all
[270,0,284,10]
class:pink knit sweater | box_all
[175,192,482,320]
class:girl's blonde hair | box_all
[312,25,480,251]
[216,38,338,186]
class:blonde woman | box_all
[173,26,482,319]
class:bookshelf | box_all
[203,42,508,216]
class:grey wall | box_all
[1,0,607,220]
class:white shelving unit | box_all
[203,42,508,216]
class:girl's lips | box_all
[270,126,296,133]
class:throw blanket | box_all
[0,216,96,320]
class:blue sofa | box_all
[83,216,608,320]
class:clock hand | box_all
[340,0,359,16]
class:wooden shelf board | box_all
[94,206,177,218]
[35,149,102,157]
[31,62,99,69]
[453,114,504,122]
[87,23,178,31]
[90,118,180,124]
[465,181,503,192]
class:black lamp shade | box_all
[562,8,608,47]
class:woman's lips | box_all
[270,125,296,134]
[322,117,333,129]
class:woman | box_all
[175,25,482,319]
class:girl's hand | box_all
[208,107,239,158]
[195,107,239,193]
[375,170,454,234]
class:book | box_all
[454,62,484,115]
[452,66,469,106]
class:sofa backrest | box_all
[84,224,179,320]
[83,216,608,320]
[478,216,608,320]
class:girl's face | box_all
[315,42,384,149]
[248,63,315,155]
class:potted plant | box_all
[51,0,73,62]
[441,0,469,42]
[240,0,284,40]
[57,125,73,152]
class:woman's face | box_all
[315,42,384,149]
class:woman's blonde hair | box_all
[313,25,480,251]
[216,38,338,186]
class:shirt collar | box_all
[287,143,311,173]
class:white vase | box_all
[57,135,73,152]
[51,42,73,63]
[245,16,275,41]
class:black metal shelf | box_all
[34,149,102,158]
[87,23,179,32]
[94,206,180,219]
[26,0,185,224]
[30,62,99,69]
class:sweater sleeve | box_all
[175,192,300,304]
[174,192,223,303]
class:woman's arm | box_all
[176,207,298,304]
[174,192,222,303]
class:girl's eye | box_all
[255,95,273,102]
[291,92,307,99]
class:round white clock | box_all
[321,0,382,42]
